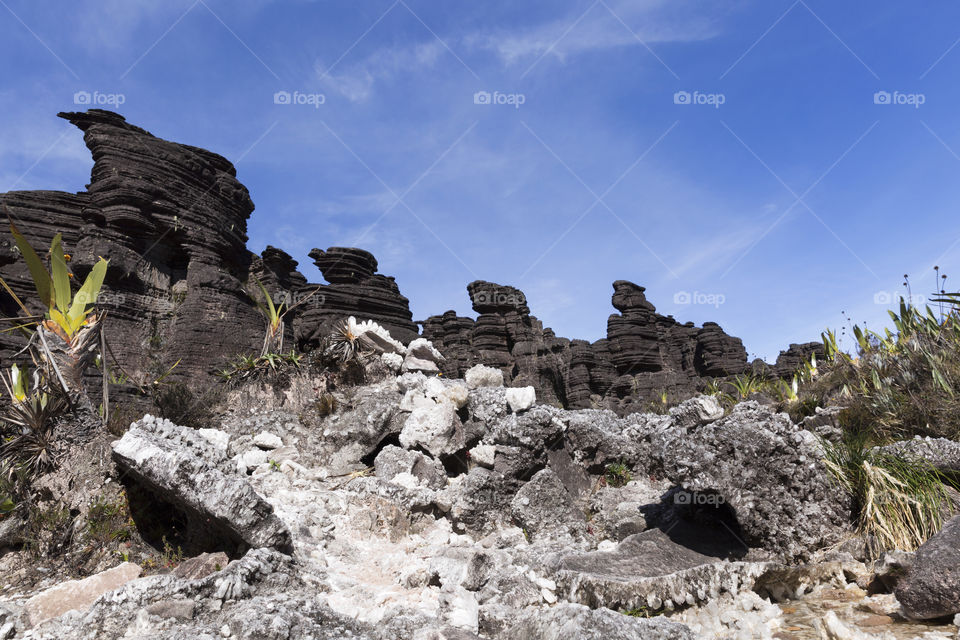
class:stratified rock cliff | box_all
[0,110,264,384]
[0,110,418,387]
[422,280,749,411]
[0,110,792,414]
[294,247,418,349]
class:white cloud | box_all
[467,0,722,66]
[316,41,444,103]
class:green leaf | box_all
[9,222,53,310]
[0,497,14,513]
[253,277,277,321]
[932,368,954,397]
[67,258,108,327]
[10,364,26,402]
[49,234,71,314]
[49,308,71,336]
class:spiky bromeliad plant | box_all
[0,364,68,482]
[0,222,108,394]
[250,276,287,357]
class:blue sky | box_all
[2,0,960,361]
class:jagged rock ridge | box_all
[1,110,811,412]
[423,280,753,411]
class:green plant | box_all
[250,276,287,356]
[86,495,133,544]
[23,501,71,557]
[730,373,766,400]
[807,297,960,440]
[822,434,955,553]
[216,350,303,384]
[249,279,321,357]
[0,219,109,396]
[1,224,108,341]
[621,605,662,618]
[0,365,68,481]
[152,382,220,429]
[604,461,632,488]
[328,319,366,363]
[160,535,184,568]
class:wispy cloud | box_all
[316,41,444,102]
[466,0,722,66]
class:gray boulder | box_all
[879,437,960,473]
[658,402,849,560]
[896,515,960,620]
[668,395,723,430]
[502,603,694,640]
[510,468,586,542]
[112,415,291,552]
[25,548,375,640]
[375,445,448,490]
[554,529,769,612]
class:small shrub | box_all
[105,402,144,437]
[822,434,956,554]
[216,351,303,385]
[85,495,133,544]
[808,299,960,440]
[152,382,220,429]
[23,501,72,557]
[604,462,632,488]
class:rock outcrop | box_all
[0,110,800,415]
[895,515,960,620]
[293,247,418,349]
[423,280,748,412]
[0,111,420,390]
[112,415,292,554]
[0,110,264,385]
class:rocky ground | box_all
[1,346,959,640]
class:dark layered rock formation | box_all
[0,110,795,416]
[422,280,749,411]
[759,342,826,378]
[0,110,264,384]
[0,110,418,388]
[293,248,418,349]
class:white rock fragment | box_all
[438,383,469,409]
[253,431,283,450]
[402,338,445,374]
[197,428,230,451]
[469,443,496,469]
[380,352,403,372]
[505,386,536,412]
[464,364,504,389]
[439,586,479,633]
[23,563,142,627]
[235,449,268,473]
[389,472,420,489]
[400,390,435,412]
[399,401,464,457]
